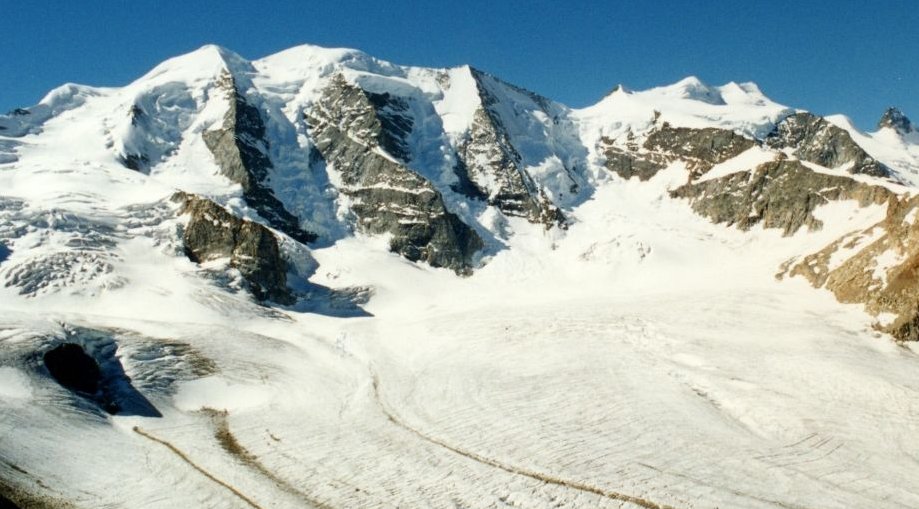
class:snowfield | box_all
[3,170,918,509]
[2,44,919,509]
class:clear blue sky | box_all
[1,1,916,130]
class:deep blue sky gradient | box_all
[1,1,916,130]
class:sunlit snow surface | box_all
[2,45,919,508]
[2,169,918,508]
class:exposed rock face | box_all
[455,69,567,227]
[601,123,756,181]
[601,143,669,181]
[203,71,316,245]
[307,74,483,274]
[877,107,914,135]
[785,194,919,340]
[174,192,293,303]
[765,112,888,177]
[117,105,152,171]
[671,158,893,235]
[646,124,756,177]
[364,90,413,163]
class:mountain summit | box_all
[878,106,915,134]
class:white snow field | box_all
[1,45,919,508]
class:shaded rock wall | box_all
[455,69,566,227]
[174,192,293,304]
[307,75,483,274]
[203,71,316,245]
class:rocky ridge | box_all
[306,74,483,273]
[765,112,889,178]
[454,69,572,227]
[600,121,757,181]
[671,157,893,235]
[202,70,317,245]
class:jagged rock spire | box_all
[877,107,914,134]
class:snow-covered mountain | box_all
[3,44,919,508]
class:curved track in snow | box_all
[133,426,267,509]
[370,371,676,509]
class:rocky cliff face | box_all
[454,69,569,228]
[203,71,316,245]
[765,112,888,177]
[174,192,293,304]
[671,158,893,235]
[600,122,756,181]
[306,74,483,273]
[784,194,919,341]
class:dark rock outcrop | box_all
[645,124,756,178]
[601,123,756,181]
[174,192,293,303]
[601,144,669,181]
[455,69,567,227]
[203,71,316,245]
[877,107,914,135]
[116,105,150,172]
[671,158,892,235]
[364,90,413,162]
[307,74,482,274]
[118,152,148,172]
[765,112,888,177]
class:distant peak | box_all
[255,43,402,79]
[135,44,252,86]
[737,81,764,95]
[177,44,249,69]
[657,76,725,105]
[597,84,633,101]
[878,107,914,134]
[675,75,706,87]
[261,43,368,63]
[720,80,764,96]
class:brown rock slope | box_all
[173,192,293,304]
[784,194,919,340]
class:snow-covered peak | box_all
[255,43,404,82]
[824,113,861,132]
[576,76,791,141]
[717,81,770,105]
[651,76,726,105]
[131,44,252,90]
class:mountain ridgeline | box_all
[1,44,919,338]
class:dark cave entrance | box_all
[43,343,102,395]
